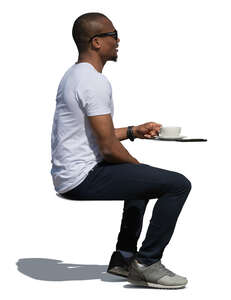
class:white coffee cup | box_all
[159,126,181,137]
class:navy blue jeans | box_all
[61,160,192,266]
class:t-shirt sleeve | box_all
[75,76,112,116]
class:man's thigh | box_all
[67,161,188,200]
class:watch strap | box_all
[127,126,135,141]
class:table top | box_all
[151,137,208,142]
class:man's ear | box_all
[91,37,101,50]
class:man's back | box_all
[50,62,114,193]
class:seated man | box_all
[50,12,192,289]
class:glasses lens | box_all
[114,30,118,40]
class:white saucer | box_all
[154,135,187,140]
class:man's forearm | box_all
[114,127,128,141]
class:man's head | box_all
[72,12,120,62]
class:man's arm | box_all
[88,115,140,164]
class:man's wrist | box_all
[132,126,137,138]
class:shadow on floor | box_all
[16,258,127,282]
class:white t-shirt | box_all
[50,62,114,194]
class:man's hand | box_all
[133,122,162,139]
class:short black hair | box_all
[72,12,109,53]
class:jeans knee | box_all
[174,172,192,192]
[181,174,192,192]
[185,177,192,192]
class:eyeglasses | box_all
[88,30,118,43]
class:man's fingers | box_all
[143,123,163,137]
[149,130,159,137]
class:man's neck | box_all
[76,56,106,73]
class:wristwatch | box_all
[127,126,136,141]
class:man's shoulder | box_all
[60,63,111,95]
[59,63,100,87]
[78,70,110,92]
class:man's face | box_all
[93,18,120,62]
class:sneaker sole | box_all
[127,278,186,289]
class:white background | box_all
[1,0,230,298]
